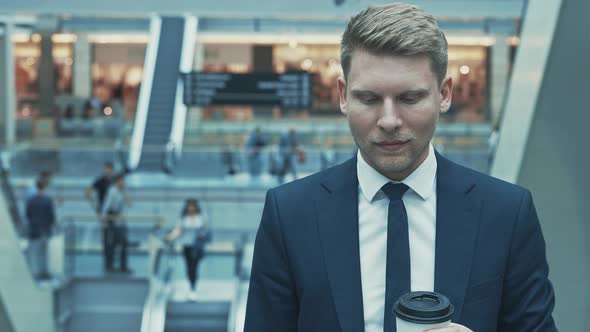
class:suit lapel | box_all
[316,158,365,332]
[434,153,482,321]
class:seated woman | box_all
[165,198,210,296]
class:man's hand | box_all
[426,323,473,332]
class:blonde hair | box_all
[340,3,448,84]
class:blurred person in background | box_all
[105,84,126,139]
[63,103,75,120]
[24,171,57,237]
[82,94,102,120]
[246,127,267,179]
[245,3,556,332]
[101,174,131,273]
[277,128,304,183]
[165,198,211,298]
[25,179,55,280]
[221,148,238,176]
[25,170,52,202]
[320,137,338,171]
[85,162,114,214]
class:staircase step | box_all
[164,301,229,332]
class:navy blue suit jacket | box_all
[244,154,557,332]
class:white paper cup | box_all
[393,291,454,332]
[396,317,451,332]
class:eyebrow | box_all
[350,88,430,96]
[399,88,430,96]
[350,89,378,96]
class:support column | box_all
[0,22,16,148]
[73,32,91,98]
[38,31,55,116]
[36,15,58,116]
[252,45,273,118]
[493,0,589,329]
[489,34,510,123]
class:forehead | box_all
[347,49,437,91]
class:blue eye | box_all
[400,97,419,104]
[360,96,379,104]
[400,92,427,104]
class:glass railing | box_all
[183,120,491,148]
[8,178,261,283]
[60,214,164,280]
[8,137,492,180]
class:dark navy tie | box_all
[381,182,410,332]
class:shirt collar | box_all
[357,144,437,202]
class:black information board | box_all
[182,71,312,109]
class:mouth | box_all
[375,140,409,152]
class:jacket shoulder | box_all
[446,158,531,203]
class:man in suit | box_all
[245,3,556,332]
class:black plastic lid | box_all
[393,291,454,324]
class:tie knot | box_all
[381,182,409,201]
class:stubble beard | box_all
[356,135,430,179]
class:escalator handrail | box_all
[0,165,24,232]
[128,15,162,170]
[141,233,176,332]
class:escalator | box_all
[164,301,229,332]
[128,15,196,173]
[0,162,53,332]
[141,237,253,332]
[137,17,184,172]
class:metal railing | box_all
[58,214,165,281]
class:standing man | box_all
[245,3,556,332]
[101,174,131,273]
[85,161,114,214]
[246,127,267,179]
[85,162,115,272]
[26,180,55,280]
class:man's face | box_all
[337,49,452,180]
[104,166,113,178]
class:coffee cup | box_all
[393,291,454,332]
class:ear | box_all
[337,76,348,115]
[439,76,453,114]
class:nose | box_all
[376,98,403,131]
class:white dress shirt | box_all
[357,145,437,332]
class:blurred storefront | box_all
[8,31,508,144]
